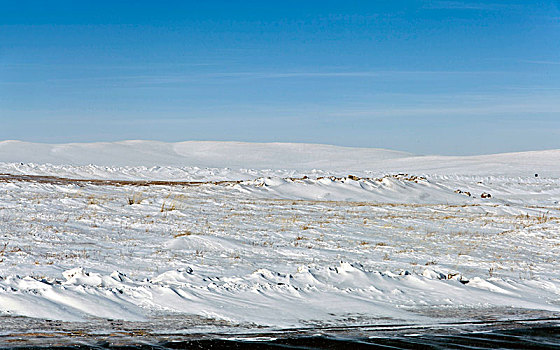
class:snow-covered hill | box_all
[0,140,410,169]
[1,141,559,182]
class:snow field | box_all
[1,171,560,329]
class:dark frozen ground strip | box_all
[126,327,560,350]
[0,173,424,188]
[3,327,560,349]
[0,173,241,187]
[1,315,560,349]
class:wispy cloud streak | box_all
[424,1,516,11]
[521,60,560,65]
[0,70,504,87]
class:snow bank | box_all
[236,175,480,204]
[3,263,559,326]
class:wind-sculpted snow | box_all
[235,175,478,204]
[3,263,560,327]
[0,162,310,182]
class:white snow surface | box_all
[1,140,560,331]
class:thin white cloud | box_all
[0,69,503,87]
[521,60,560,65]
[205,70,500,80]
[424,1,515,10]
[326,103,560,119]
[207,71,380,79]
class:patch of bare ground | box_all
[0,173,428,188]
[0,173,242,187]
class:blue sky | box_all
[1,0,559,155]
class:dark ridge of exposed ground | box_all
[0,172,427,188]
[3,326,560,349]
[1,317,560,349]
[0,173,242,187]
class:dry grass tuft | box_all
[161,201,176,212]
[127,192,143,205]
[0,242,7,262]
[174,230,193,238]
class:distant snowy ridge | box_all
[1,140,559,177]
[0,140,411,169]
